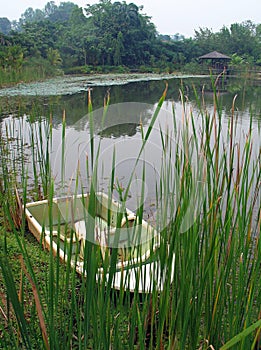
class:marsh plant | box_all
[0,84,260,349]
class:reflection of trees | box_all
[1,77,260,126]
[49,77,214,127]
[98,122,139,138]
[71,102,154,134]
[198,78,261,117]
[0,95,49,118]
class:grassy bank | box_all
[0,84,260,349]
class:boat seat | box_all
[45,226,77,243]
[74,214,136,242]
[74,214,137,259]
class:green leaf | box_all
[220,319,261,350]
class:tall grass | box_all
[0,82,260,349]
[0,58,62,87]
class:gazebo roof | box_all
[199,51,231,60]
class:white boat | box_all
[25,192,175,293]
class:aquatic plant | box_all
[0,82,260,349]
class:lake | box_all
[0,74,260,229]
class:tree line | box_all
[0,0,260,84]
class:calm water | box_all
[1,75,260,225]
[1,76,261,124]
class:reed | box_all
[0,60,60,88]
[0,82,260,349]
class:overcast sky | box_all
[1,0,261,38]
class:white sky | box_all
[1,0,261,38]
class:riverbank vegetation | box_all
[0,1,261,86]
[0,82,260,348]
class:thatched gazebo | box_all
[199,51,231,74]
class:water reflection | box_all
[50,100,207,233]
[1,77,260,126]
[98,123,139,138]
[0,76,260,230]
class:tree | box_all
[47,48,62,66]
[21,8,36,23]
[47,2,79,22]
[44,1,57,18]
[12,20,59,58]
[193,21,261,65]
[0,44,24,70]
[57,6,93,67]
[113,31,124,65]
[229,21,257,57]
[194,27,217,54]
[2,1,260,74]
[0,18,11,34]
[85,0,157,66]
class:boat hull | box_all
[25,192,174,293]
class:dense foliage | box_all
[0,0,260,83]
